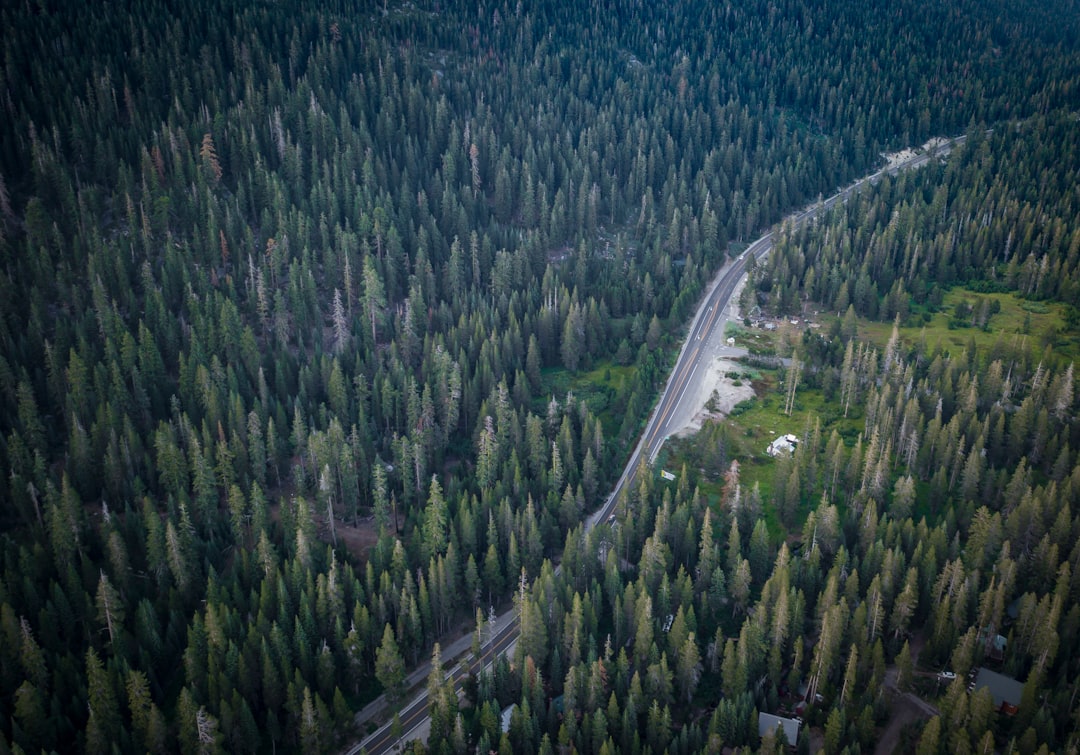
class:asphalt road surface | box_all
[353,618,519,753]
[346,136,960,755]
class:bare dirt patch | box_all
[674,357,756,436]
[750,377,772,398]
[318,511,406,563]
[324,517,381,562]
[270,496,388,564]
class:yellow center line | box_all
[649,260,746,450]
[652,344,700,440]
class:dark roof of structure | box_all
[973,667,1023,707]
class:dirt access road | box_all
[875,635,938,755]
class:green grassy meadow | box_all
[858,288,1078,363]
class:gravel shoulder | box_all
[672,356,755,436]
[672,275,755,435]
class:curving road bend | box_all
[345,136,961,754]
[588,134,963,529]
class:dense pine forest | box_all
[0,0,1078,753]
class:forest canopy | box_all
[0,0,1078,753]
